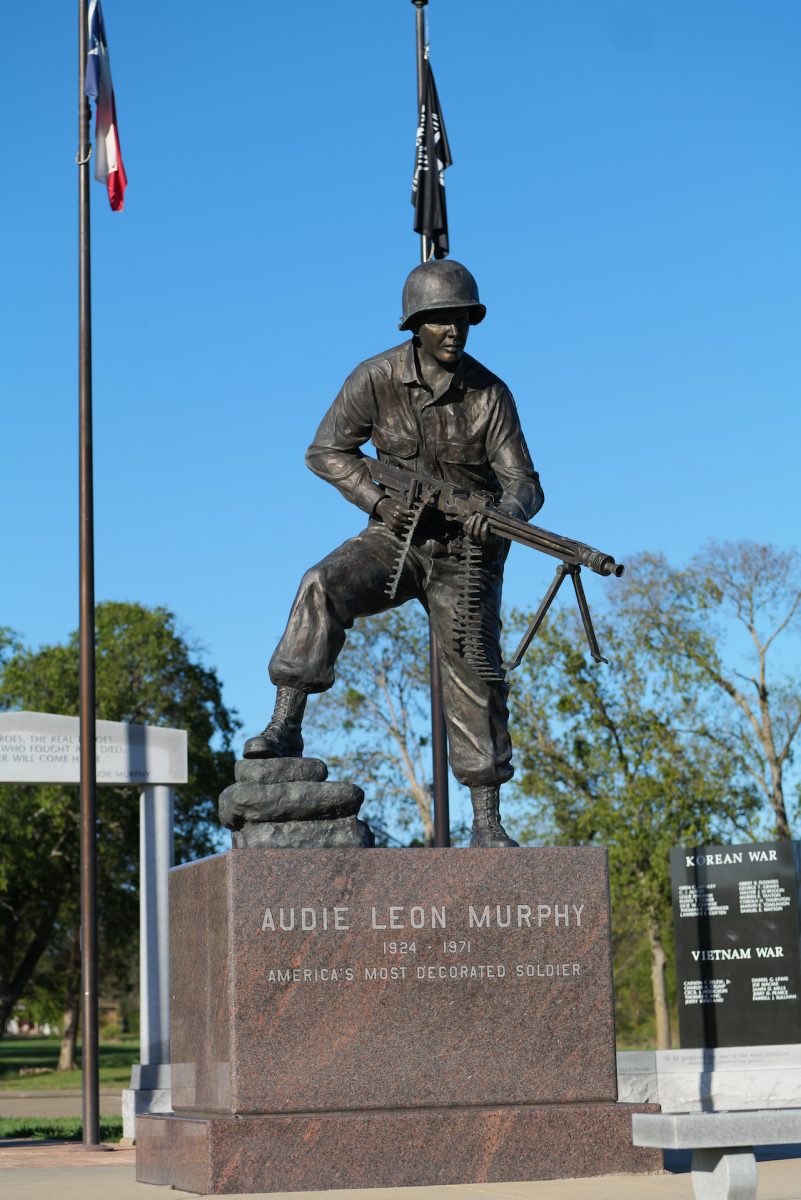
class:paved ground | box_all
[0,1144,800,1200]
[0,1088,122,1118]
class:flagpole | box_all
[412,0,450,848]
[78,0,101,1149]
[414,0,429,264]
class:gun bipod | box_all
[502,562,608,672]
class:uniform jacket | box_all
[306,340,543,522]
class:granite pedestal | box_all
[136,847,659,1193]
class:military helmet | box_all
[398,259,486,331]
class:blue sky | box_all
[2,1,800,780]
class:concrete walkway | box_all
[0,1088,121,1118]
[0,1144,800,1200]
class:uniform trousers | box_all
[269,521,513,789]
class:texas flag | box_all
[84,0,127,211]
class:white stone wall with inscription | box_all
[0,710,187,785]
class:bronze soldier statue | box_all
[244,260,543,847]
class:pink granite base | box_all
[140,847,654,1194]
[136,1103,661,1194]
[169,848,619,1115]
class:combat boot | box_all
[243,687,307,759]
[469,785,519,848]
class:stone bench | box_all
[632,1109,801,1200]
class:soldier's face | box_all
[415,309,470,367]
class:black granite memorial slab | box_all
[671,840,801,1048]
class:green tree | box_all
[619,542,801,839]
[0,602,240,1055]
[506,602,758,1048]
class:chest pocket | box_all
[371,425,418,459]
[437,440,488,467]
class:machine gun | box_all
[365,455,624,674]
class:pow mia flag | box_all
[412,59,452,258]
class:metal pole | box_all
[412,0,450,847]
[413,0,429,264]
[429,640,451,846]
[78,0,100,1148]
[139,787,174,1067]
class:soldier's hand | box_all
[376,496,413,536]
[464,512,497,545]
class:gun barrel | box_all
[488,512,624,578]
[577,548,625,578]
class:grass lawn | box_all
[0,1036,139,1091]
[0,1116,123,1142]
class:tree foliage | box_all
[619,542,801,838]
[506,591,759,1047]
[0,602,239,1040]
